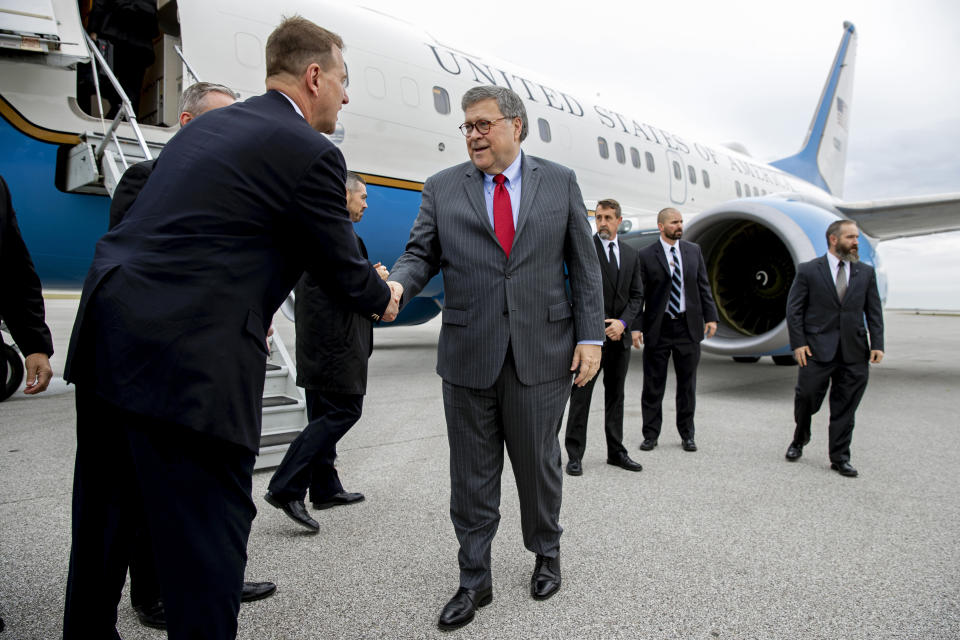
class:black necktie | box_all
[608,242,618,272]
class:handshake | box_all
[373,262,404,323]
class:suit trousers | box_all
[564,340,631,461]
[441,346,570,590]
[793,354,869,463]
[641,316,701,440]
[64,387,255,640]
[267,389,364,504]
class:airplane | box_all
[2,0,959,373]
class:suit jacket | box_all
[637,239,718,347]
[595,235,644,351]
[294,232,374,395]
[786,255,884,363]
[109,159,155,230]
[0,176,53,357]
[390,153,604,388]
[63,90,391,453]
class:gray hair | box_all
[178,82,239,117]
[345,171,366,193]
[461,85,528,142]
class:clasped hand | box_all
[381,280,404,322]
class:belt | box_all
[668,312,687,321]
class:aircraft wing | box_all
[836,193,960,240]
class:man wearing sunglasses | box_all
[388,85,604,631]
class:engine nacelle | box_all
[685,196,879,357]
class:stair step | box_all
[263,395,298,408]
[265,363,281,372]
[259,430,302,448]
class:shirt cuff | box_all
[578,340,604,346]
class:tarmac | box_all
[1,301,958,639]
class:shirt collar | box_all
[277,90,305,120]
[826,251,842,271]
[483,150,523,187]
[598,233,618,249]
[660,237,679,254]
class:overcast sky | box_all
[345,0,960,309]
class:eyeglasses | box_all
[458,117,508,137]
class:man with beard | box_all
[785,220,884,477]
[564,198,644,476]
[635,207,717,453]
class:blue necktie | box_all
[668,246,682,318]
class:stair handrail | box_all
[82,31,152,164]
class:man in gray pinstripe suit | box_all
[388,85,604,631]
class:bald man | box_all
[635,208,717,453]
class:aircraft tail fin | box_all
[771,22,857,198]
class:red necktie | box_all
[493,174,515,257]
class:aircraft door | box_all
[666,150,687,205]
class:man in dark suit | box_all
[62,18,397,639]
[264,172,389,530]
[107,82,277,631]
[636,207,718,453]
[564,198,644,476]
[388,85,604,631]
[784,220,884,477]
[0,176,53,397]
[108,81,237,230]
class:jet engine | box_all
[684,196,879,358]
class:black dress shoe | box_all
[312,491,365,510]
[133,599,167,630]
[437,586,492,631]
[241,580,277,602]
[831,461,859,477]
[639,438,658,451]
[785,444,803,461]
[264,492,319,531]
[531,553,561,600]
[606,453,642,472]
[565,459,582,476]
[682,438,697,452]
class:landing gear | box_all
[2,342,24,401]
[771,355,797,366]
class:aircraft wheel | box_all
[2,343,24,401]
[771,355,797,366]
[732,356,761,363]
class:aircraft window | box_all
[630,147,641,168]
[645,152,655,172]
[735,181,742,197]
[433,86,451,114]
[762,189,768,195]
[615,142,626,164]
[401,77,420,107]
[752,186,759,196]
[672,161,681,180]
[538,118,552,142]
[365,67,386,99]
[687,165,697,185]
[702,170,711,188]
[598,137,609,159]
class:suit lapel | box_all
[514,153,540,241]
[655,242,670,277]
[462,166,498,246]
[817,255,840,304]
